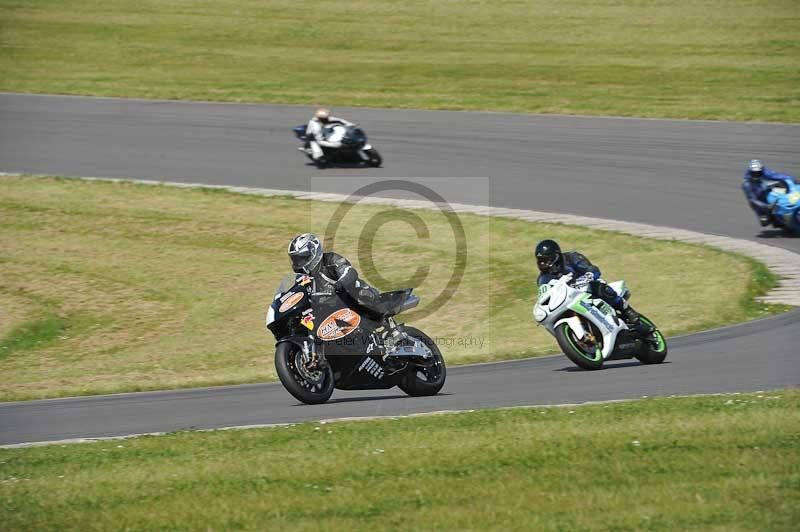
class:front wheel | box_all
[366,149,382,167]
[398,327,446,397]
[555,322,604,370]
[274,342,335,404]
[634,315,668,365]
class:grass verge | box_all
[1,390,798,530]
[0,174,787,400]
[0,0,798,122]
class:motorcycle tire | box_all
[275,342,335,404]
[398,327,446,397]
[366,149,382,167]
[554,322,604,370]
[634,315,668,365]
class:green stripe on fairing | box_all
[569,293,591,315]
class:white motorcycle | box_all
[533,273,667,370]
[292,123,382,167]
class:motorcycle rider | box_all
[288,233,389,316]
[535,239,652,334]
[742,159,791,227]
[305,108,355,167]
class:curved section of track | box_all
[2,93,798,251]
[0,93,797,446]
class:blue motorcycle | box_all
[766,176,800,235]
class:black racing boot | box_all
[622,307,654,335]
[759,203,779,227]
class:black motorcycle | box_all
[292,124,383,167]
[266,273,445,404]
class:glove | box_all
[573,272,595,288]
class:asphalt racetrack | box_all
[0,93,797,445]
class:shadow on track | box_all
[292,393,453,406]
[303,162,384,170]
[756,229,798,239]
[554,361,673,372]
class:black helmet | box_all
[748,159,764,180]
[288,233,323,274]
[535,239,562,274]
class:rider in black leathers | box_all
[288,233,389,317]
[535,239,652,334]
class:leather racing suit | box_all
[537,251,635,322]
[742,166,793,225]
[305,116,355,162]
[313,252,388,317]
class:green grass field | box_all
[2,391,798,530]
[0,175,785,401]
[1,0,798,122]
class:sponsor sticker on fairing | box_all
[300,309,315,330]
[278,292,304,312]
[581,301,614,333]
[358,357,385,379]
[317,308,361,341]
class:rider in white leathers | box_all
[306,108,354,166]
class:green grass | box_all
[0,0,798,122]
[0,174,786,400]
[0,315,69,360]
[2,390,798,530]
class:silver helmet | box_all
[748,159,764,179]
[288,233,323,274]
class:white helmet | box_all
[314,108,331,123]
[288,233,323,274]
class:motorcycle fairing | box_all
[292,124,378,166]
[566,294,624,360]
[307,291,408,389]
[536,277,631,361]
[766,177,800,233]
[269,272,428,398]
[607,280,630,300]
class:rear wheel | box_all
[555,322,604,370]
[634,315,668,365]
[274,342,335,404]
[366,149,382,167]
[398,327,446,396]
